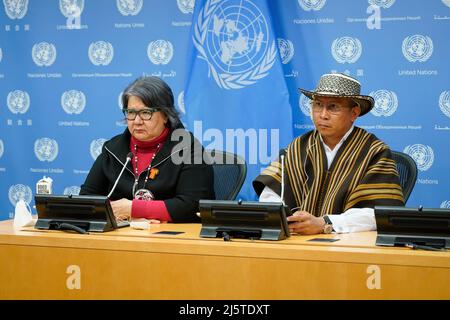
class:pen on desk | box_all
[404,243,446,251]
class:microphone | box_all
[279,149,287,206]
[107,152,133,198]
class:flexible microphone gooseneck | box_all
[107,152,134,198]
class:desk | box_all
[0,220,449,299]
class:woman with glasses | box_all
[80,76,214,223]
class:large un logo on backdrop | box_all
[332,37,362,64]
[147,40,174,65]
[3,0,28,19]
[89,41,114,66]
[34,138,58,162]
[402,35,433,62]
[278,38,294,65]
[61,90,86,115]
[90,138,107,160]
[368,0,396,8]
[370,90,398,117]
[439,91,450,118]
[193,0,277,90]
[177,0,195,14]
[7,90,30,114]
[32,42,57,67]
[404,144,434,172]
[8,184,32,206]
[59,0,84,18]
[298,0,326,11]
[117,0,143,16]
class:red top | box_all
[130,127,172,222]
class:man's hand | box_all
[110,198,132,221]
[287,210,325,235]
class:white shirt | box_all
[259,126,376,233]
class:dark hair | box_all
[121,76,180,128]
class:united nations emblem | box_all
[90,138,107,160]
[3,0,28,19]
[402,34,433,62]
[177,0,195,14]
[404,144,434,172]
[59,0,84,18]
[332,36,362,64]
[369,90,398,117]
[440,200,450,209]
[439,91,450,118]
[442,0,450,8]
[298,0,326,11]
[0,139,4,159]
[299,95,312,117]
[7,90,30,114]
[147,40,174,65]
[88,41,114,66]
[118,91,124,109]
[34,138,59,162]
[368,0,396,8]
[61,90,86,115]
[63,186,81,196]
[116,0,143,16]
[193,0,276,90]
[32,42,57,67]
[278,38,294,65]
[177,91,186,114]
[8,184,32,207]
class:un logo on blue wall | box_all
[404,144,434,172]
[7,90,30,114]
[442,0,450,8]
[402,35,433,62]
[370,90,398,117]
[439,91,450,118]
[117,0,143,16]
[32,42,57,67]
[177,0,195,14]
[298,0,326,11]
[59,0,84,18]
[368,0,396,8]
[64,186,81,196]
[3,0,28,19]
[90,138,106,160]
[299,95,312,117]
[34,138,59,162]
[0,139,4,159]
[177,91,186,114]
[193,0,276,90]
[278,38,294,65]
[89,41,114,66]
[8,184,32,206]
[331,37,362,64]
[147,40,174,65]
[61,90,86,115]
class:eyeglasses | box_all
[122,108,159,121]
[311,101,347,115]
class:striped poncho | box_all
[253,127,404,216]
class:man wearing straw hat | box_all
[253,73,404,235]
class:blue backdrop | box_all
[1,0,449,220]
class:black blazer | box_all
[80,126,215,222]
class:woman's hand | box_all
[110,198,132,221]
